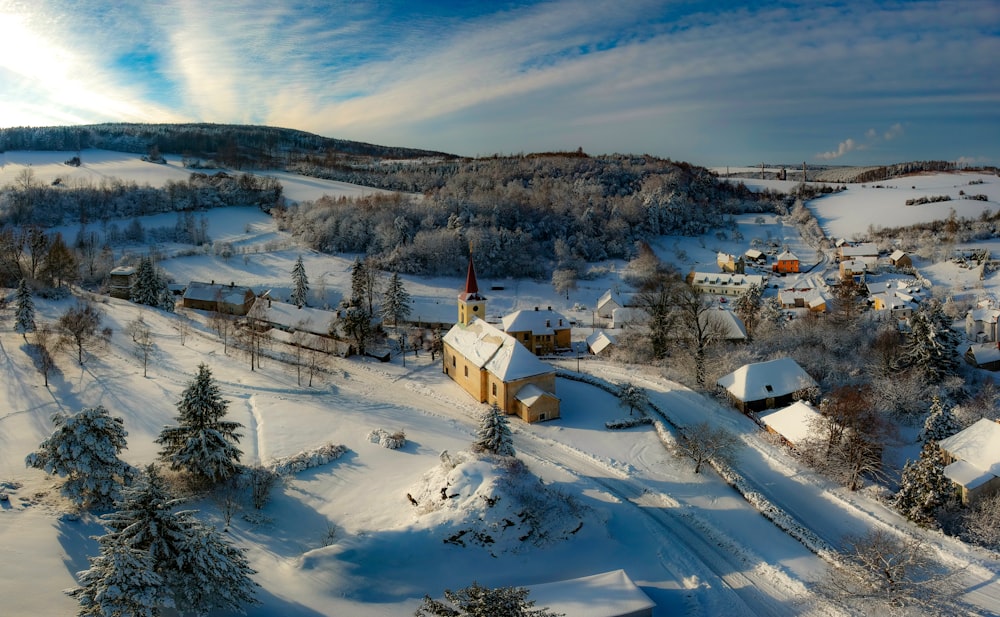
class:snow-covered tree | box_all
[617,382,649,416]
[70,465,258,616]
[897,301,959,383]
[130,256,174,312]
[919,395,960,443]
[473,403,515,457]
[674,422,741,474]
[156,364,243,484]
[962,492,1000,551]
[13,278,35,340]
[893,441,956,527]
[25,405,135,510]
[381,271,412,329]
[415,581,561,617]
[290,254,309,307]
[733,282,763,339]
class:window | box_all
[452,356,456,367]
[492,383,497,396]
[464,366,469,377]
[764,384,774,393]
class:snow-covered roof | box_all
[744,248,764,260]
[586,330,617,355]
[968,308,1000,324]
[840,243,878,257]
[701,308,747,340]
[758,401,821,445]
[515,383,558,406]
[444,318,554,381]
[110,266,136,276]
[776,250,798,261]
[967,343,1000,364]
[944,460,995,490]
[870,291,917,312]
[840,259,868,272]
[716,358,817,402]
[890,249,908,261]
[689,272,765,287]
[526,570,655,617]
[183,280,254,304]
[939,418,1000,486]
[501,308,570,335]
[252,298,336,335]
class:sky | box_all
[1,0,999,167]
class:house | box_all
[772,250,799,274]
[249,296,350,355]
[182,281,256,315]
[966,308,1000,342]
[696,308,747,341]
[965,343,1000,371]
[778,282,829,312]
[596,289,635,320]
[757,400,823,448]
[717,252,744,273]
[525,570,655,617]
[501,307,572,355]
[744,248,766,263]
[442,257,560,423]
[687,272,766,297]
[717,357,818,413]
[839,259,868,282]
[108,266,136,300]
[870,291,917,320]
[889,249,913,268]
[939,418,1000,504]
[610,307,647,329]
[586,330,617,355]
[837,242,879,263]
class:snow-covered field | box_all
[2,151,1000,616]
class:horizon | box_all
[2,0,998,168]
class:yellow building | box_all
[501,307,572,355]
[442,258,560,422]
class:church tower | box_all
[457,255,487,326]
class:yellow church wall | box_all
[442,342,487,403]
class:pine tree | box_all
[70,465,258,616]
[25,405,136,510]
[350,257,366,308]
[131,256,167,309]
[416,581,560,617]
[473,403,515,457]
[290,254,309,307]
[893,441,955,527]
[919,395,961,443]
[14,278,35,340]
[381,271,412,329]
[155,364,244,484]
[733,282,763,339]
[897,302,959,383]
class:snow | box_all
[716,358,817,402]
[444,318,553,381]
[938,418,1000,482]
[3,153,1000,616]
[758,401,823,447]
[526,569,655,617]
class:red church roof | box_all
[459,256,486,301]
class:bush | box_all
[268,443,348,475]
[367,428,406,450]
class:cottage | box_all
[966,308,1000,343]
[717,252,744,273]
[778,284,829,312]
[525,570,655,617]
[939,418,1000,504]
[772,250,799,274]
[717,357,817,414]
[839,259,868,282]
[694,309,747,341]
[586,330,617,355]
[501,307,572,355]
[870,291,917,320]
[182,281,256,315]
[757,400,823,447]
[108,266,137,300]
[837,242,879,263]
[596,289,634,320]
[443,258,560,423]
[744,248,766,263]
[889,249,913,268]
[687,272,765,297]
[965,343,1000,371]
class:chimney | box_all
[545,320,550,327]
[547,306,552,311]
[558,318,563,326]
[534,306,539,311]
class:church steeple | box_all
[457,255,486,325]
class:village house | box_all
[108,266,137,300]
[501,307,572,355]
[839,259,868,282]
[246,296,351,355]
[687,272,765,297]
[716,252,745,273]
[889,249,913,269]
[595,289,633,320]
[777,279,829,312]
[696,309,747,341]
[744,248,766,264]
[586,330,616,355]
[939,418,1000,505]
[965,344,1000,371]
[757,400,823,448]
[717,357,817,414]
[837,242,879,263]
[772,250,799,274]
[181,281,256,315]
[966,307,1000,342]
[442,258,560,423]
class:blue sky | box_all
[1,0,998,166]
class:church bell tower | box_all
[458,256,487,326]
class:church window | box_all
[464,366,469,377]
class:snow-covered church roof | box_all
[444,318,554,382]
[716,357,817,402]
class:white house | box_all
[596,289,633,320]
[939,418,1000,504]
[687,272,765,297]
[966,308,1000,342]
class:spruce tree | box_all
[131,257,163,308]
[25,405,136,510]
[381,271,412,329]
[897,302,959,383]
[919,395,961,443]
[14,278,35,340]
[473,403,515,457]
[71,540,164,617]
[416,582,560,617]
[893,441,955,527]
[290,254,309,307]
[156,364,244,484]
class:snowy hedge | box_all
[367,428,406,450]
[268,443,348,476]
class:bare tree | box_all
[33,323,57,387]
[235,300,269,371]
[823,528,963,615]
[962,492,1000,550]
[57,301,103,365]
[617,382,649,416]
[667,280,731,388]
[128,317,155,377]
[210,310,236,354]
[674,422,741,474]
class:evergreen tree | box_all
[416,581,561,617]
[919,395,961,443]
[70,465,258,616]
[473,403,515,457]
[897,302,959,383]
[14,278,35,340]
[25,405,135,510]
[733,282,763,339]
[382,271,412,329]
[893,441,955,527]
[350,257,367,308]
[155,364,244,484]
[290,254,309,307]
[131,256,171,310]
[40,232,78,287]
[617,382,649,416]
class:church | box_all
[442,258,561,423]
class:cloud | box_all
[816,122,907,161]
[884,123,904,140]
[816,138,859,161]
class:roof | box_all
[459,257,485,302]
[840,243,878,257]
[890,249,908,261]
[968,308,1000,324]
[526,570,655,617]
[776,250,798,261]
[586,330,617,355]
[597,289,631,310]
[943,460,995,490]
[700,309,747,340]
[758,401,822,445]
[744,249,764,260]
[939,418,1000,485]
[501,308,570,335]
[689,272,765,287]
[110,266,136,276]
[183,281,254,304]
[840,259,868,271]
[251,298,336,335]
[443,318,554,381]
[967,343,1000,364]
[515,383,559,406]
[716,357,817,402]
